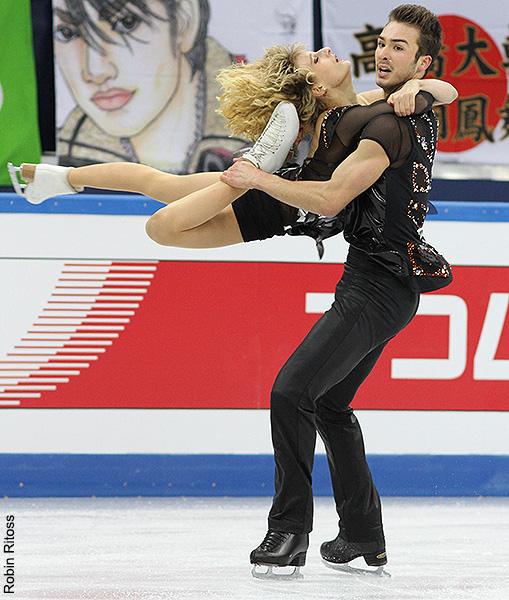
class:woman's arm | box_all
[356,89,384,105]
[411,78,458,104]
[387,79,457,115]
[358,79,458,115]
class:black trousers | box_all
[267,247,419,542]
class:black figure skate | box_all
[321,533,391,578]
[250,530,308,580]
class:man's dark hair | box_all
[388,4,442,74]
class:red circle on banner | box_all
[431,14,507,153]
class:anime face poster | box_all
[52,0,313,173]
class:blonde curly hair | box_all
[216,43,324,141]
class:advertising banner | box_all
[321,0,509,165]
[1,258,507,410]
[0,0,41,185]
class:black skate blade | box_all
[251,564,304,580]
[323,559,391,578]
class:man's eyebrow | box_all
[378,35,410,45]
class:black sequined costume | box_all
[232,93,452,548]
[233,91,452,291]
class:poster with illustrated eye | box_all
[52,0,314,174]
[321,0,509,165]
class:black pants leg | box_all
[315,346,387,543]
[267,257,419,538]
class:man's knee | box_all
[315,401,354,426]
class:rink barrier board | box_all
[1,454,508,498]
[0,193,509,221]
[0,197,507,496]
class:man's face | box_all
[375,21,428,95]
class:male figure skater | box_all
[221,4,452,578]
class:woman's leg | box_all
[68,163,247,247]
[20,162,221,206]
[145,181,246,248]
[21,162,245,248]
[67,163,221,205]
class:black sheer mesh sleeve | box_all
[413,90,434,114]
[359,114,409,166]
[299,91,434,180]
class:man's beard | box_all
[377,61,419,97]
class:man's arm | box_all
[220,139,390,218]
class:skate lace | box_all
[259,530,290,551]
[248,115,286,159]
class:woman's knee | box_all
[145,210,179,246]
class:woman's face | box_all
[295,47,351,93]
[54,0,183,138]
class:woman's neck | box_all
[323,85,358,109]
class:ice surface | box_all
[1,496,508,600]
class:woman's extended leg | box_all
[67,163,221,205]
[19,162,221,205]
[68,163,247,248]
[68,164,248,247]
[19,161,245,248]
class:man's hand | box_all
[387,79,419,116]
[220,159,262,189]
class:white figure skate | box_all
[7,162,83,204]
[242,101,300,173]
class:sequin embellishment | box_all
[409,113,436,162]
[320,106,353,148]
[407,241,451,277]
[407,197,428,229]
[412,162,431,194]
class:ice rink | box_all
[2,495,508,600]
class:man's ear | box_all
[178,0,201,53]
[417,54,432,74]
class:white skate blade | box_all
[323,559,391,578]
[7,163,26,197]
[251,564,303,580]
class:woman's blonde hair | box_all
[216,43,323,141]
